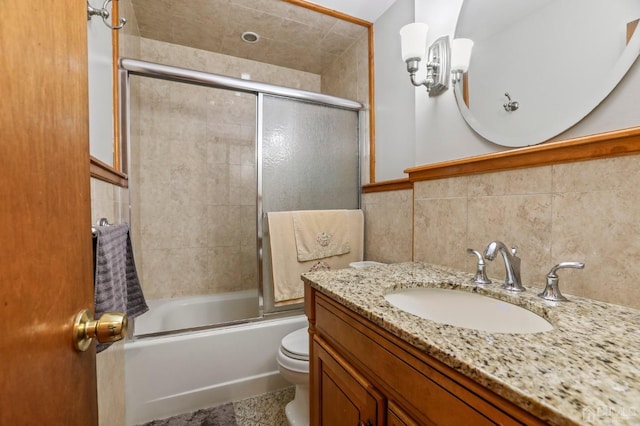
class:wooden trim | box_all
[112,1,121,171]
[368,24,376,184]
[283,0,372,27]
[404,127,640,182]
[362,178,412,193]
[627,19,639,44]
[90,156,128,187]
[462,72,469,107]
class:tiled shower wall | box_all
[363,153,640,309]
[322,31,370,105]
[129,38,322,300]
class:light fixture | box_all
[241,31,260,43]
[451,38,474,84]
[400,23,473,96]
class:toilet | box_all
[277,327,310,426]
[276,261,385,426]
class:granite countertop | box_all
[302,262,640,426]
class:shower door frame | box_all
[119,58,364,324]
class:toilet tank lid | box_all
[281,327,309,358]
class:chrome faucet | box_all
[466,248,492,286]
[483,241,524,292]
[538,262,585,302]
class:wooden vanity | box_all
[302,262,640,426]
[306,285,545,425]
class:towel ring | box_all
[87,0,127,30]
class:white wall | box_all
[413,0,502,167]
[373,0,417,182]
[374,0,640,180]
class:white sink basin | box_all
[384,287,553,334]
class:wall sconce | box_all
[451,38,474,84]
[400,23,473,96]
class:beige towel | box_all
[268,210,363,302]
[292,210,351,261]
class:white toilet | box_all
[277,327,310,426]
[276,261,385,426]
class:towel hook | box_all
[87,0,127,30]
[503,92,519,112]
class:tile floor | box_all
[233,387,294,426]
[140,387,294,426]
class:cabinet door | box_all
[314,338,384,425]
[388,401,420,426]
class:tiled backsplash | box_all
[362,189,413,263]
[363,153,640,309]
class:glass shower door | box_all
[129,76,260,336]
[259,94,360,314]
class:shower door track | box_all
[119,58,363,109]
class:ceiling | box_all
[307,0,397,23]
[130,0,373,74]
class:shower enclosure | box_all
[120,59,362,337]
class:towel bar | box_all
[91,217,112,237]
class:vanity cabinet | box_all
[314,338,383,425]
[305,285,546,426]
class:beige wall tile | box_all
[467,194,553,286]
[552,155,640,193]
[322,32,368,104]
[407,153,640,309]
[355,34,370,104]
[468,166,552,197]
[413,198,467,270]
[552,190,640,307]
[362,190,413,263]
[414,176,467,199]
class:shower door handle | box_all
[73,309,128,352]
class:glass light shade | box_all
[400,23,428,62]
[451,38,474,72]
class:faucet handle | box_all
[466,248,492,285]
[538,262,585,302]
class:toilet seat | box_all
[280,327,309,361]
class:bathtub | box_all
[125,294,307,425]
[133,290,261,336]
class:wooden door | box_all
[314,339,384,426]
[0,1,97,424]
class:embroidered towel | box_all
[268,210,364,302]
[292,210,351,261]
[93,223,148,353]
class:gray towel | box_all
[94,223,148,353]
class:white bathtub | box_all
[125,294,307,425]
[133,290,261,336]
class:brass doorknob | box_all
[73,309,128,352]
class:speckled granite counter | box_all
[302,262,640,426]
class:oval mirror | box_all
[454,0,640,147]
